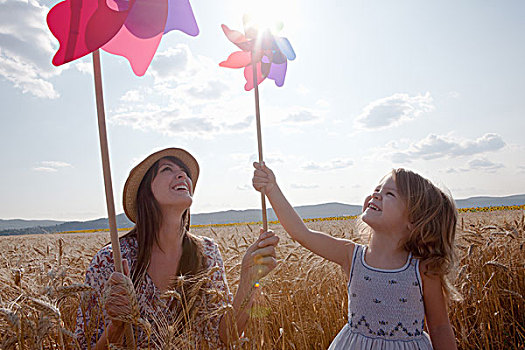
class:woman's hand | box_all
[219,231,279,343]
[252,162,277,195]
[104,259,132,340]
[241,230,280,285]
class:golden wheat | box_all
[0,210,523,349]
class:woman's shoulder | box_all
[191,234,218,249]
[90,243,114,266]
[88,235,137,269]
[192,235,223,265]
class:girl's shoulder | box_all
[417,259,434,278]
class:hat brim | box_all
[123,148,199,223]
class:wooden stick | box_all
[92,50,136,348]
[92,50,123,273]
[251,51,268,232]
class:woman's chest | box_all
[147,251,181,293]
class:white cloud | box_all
[237,184,252,191]
[316,99,330,108]
[73,60,92,75]
[0,0,62,98]
[149,46,192,82]
[41,161,72,168]
[355,92,434,130]
[120,90,143,103]
[290,183,319,189]
[248,154,285,164]
[466,158,504,171]
[110,44,324,139]
[33,160,72,172]
[283,110,321,124]
[112,107,220,137]
[187,80,228,100]
[303,158,353,171]
[445,157,504,173]
[296,84,310,95]
[226,116,253,131]
[448,91,460,99]
[390,133,506,163]
[33,166,57,173]
[110,44,250,137]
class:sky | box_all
[1,0,524,221]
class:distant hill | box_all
[193,202,362,225]
[455,194,525,209]
[1,194,523,236]
[0,203,361,236]
[0,219,64,231]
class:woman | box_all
[74,148,279,349]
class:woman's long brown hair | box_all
[122,156,205,287]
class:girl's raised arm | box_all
[252,162,355,276]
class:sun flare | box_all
[230,0,300,35]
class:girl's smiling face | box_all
[151,158,193,211]
[362,175,411,235]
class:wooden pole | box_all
[92,50,135,348]
[251,51,268,233]
[92,50,123,273]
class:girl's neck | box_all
[366,231,410,270]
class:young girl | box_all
[252,162,459,349]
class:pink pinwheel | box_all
[219,18,295,233]
[47,0,199,76]
[219,21,295,91]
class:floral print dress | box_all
[74,234,233,349]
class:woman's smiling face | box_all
[362,174,410,235]
[150,158,193,211]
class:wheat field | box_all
[0,210,523,349]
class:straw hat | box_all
[123,148,200,223]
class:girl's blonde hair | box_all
[392,168,461,301]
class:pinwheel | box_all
[220,17,295,231]
[47,0,199,76]
[46,3,198,343]
[219,21,296,91]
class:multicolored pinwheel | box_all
[219,18,295,231]
[219,20,296,90]
[47,0,199,76]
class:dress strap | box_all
[414,258,424,298]
[348,244,362,283]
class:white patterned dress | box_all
[74,234,233,349]
[329,244,433,349]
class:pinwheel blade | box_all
[244,62,265,91]
[267,61,287,87]
[219,51,252,69]
[275,37,296,61]
[101,0,168,76]
[164,0,199,36]
[222,24,254,51]
[47,0,128,66]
